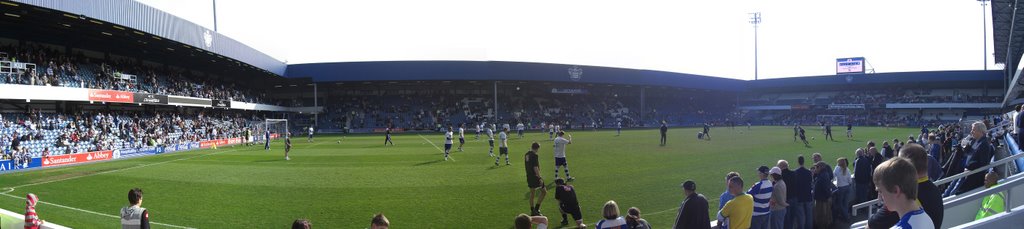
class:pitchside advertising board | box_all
[88,89,134,103]
[133,93,168,105]
[836,57,865,75]
[41,150,113,167]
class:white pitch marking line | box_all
[0,148,242,229]
[12,148,242,189]
[0,192,194,228]
[418,134,454,161]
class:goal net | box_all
[265,119,289,141]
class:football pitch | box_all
[0,126,918,228]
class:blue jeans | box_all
[786,201,811,229]
[770,209,787,229]
[801,201,813,229]
[785,201,796,229]
[834,186,851,220]
[751,214,770,229]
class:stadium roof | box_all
[286,61,746,92]
[1,0,286,79]
[747,70,1003,92]
[994,0,1024,69]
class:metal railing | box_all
[852,167,1024,228]
[851,136,1024,216]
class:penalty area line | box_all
[417,134,454,161]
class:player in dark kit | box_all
[846,123,853,139]
[793,125,799,142]
[284,136,292,160]
[384,127,394,146]
[555,178,585,227]
[825,123,834,141]
[702,123,711,141]
[660,121,668,146]
[525,142,547,216]
[799,126,809,147]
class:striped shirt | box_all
[24,206,41,229]
[746,178,774,216]
[894,208,934,229]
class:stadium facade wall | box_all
[285,61,746,91]
[12,0,286,75]
[0,84,313,112]
[746,70,1002,89]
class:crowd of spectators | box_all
[0,108,267,164]
[744,89,1002,106]
[0,44,270,104]
[318,88,735,132]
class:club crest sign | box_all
[568,66,583,81]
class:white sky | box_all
[136,0,999,80]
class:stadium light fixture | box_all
[3,13,19,18]
[100,32,112,36]
[1,2,19,7]
[979,0,989,70]
[749,12,762,80]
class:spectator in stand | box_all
[792,155,813,229]
[514,213,549,229]
[747,165,774,229]
[871,158,934,229]
[975,171,1004,220]
[868,146,884,201]
[596,200,627,229]
[625,207,652,229]
[777,160,796,229]
[24,193,43,229]
[811,161,833,228]
[833,157,852,221]
[881,141,894,159]
[292,219,311,229]
[1016,105,1024,148]
[673,180,710,229]
[370,213,389,229]
[956,121,995,195]
[767,167,788,229]
[869,143,943,229]
[717,176,752,229]
[718,172,741,212]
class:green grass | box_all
[0,126,920,228]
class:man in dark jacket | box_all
[957,121,995,195]
[673,180,710,229]
[779,160,797,229]
[793,155,814,229]
[853,148,872,204]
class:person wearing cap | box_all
[768,167,787,229]
[24,193,44,229]
[120,188,150,229]
[674,180,710,229]
[747,165,774,229]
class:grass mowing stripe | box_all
[0,148,242,229]
[10,148,243,189]
[418,134,454,161]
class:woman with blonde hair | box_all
[596,200,627,229]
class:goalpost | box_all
[265,119,289,142]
